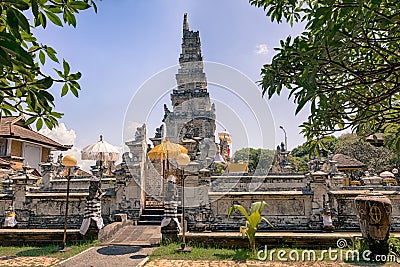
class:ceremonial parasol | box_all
[148,139,188,160]
[82,135,120,162]
[81,135,120,178]
[380,171,395,178]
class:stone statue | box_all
[57,154,63,164]
[47,154,54,163]
[155,125,164,138]
[3,205,17,228]
[134,124,146,141]
[162,104,171,122]
[80,176,104,235]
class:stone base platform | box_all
[184,231,400,249]
[0,229,86,246]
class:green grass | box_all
[0,240,99,261]
[150,243,256,261]
[150,243,398,265]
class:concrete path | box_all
[57,225,161,267]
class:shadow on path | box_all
[130,254,147,260]
[96,245,141,256]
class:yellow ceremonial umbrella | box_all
[148,140,189,203]
[148,140,188,160]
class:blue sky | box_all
[36,0,308,166]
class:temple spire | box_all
[183,13,189,31]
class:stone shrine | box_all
[162,13,216,146]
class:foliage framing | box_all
[0,0,97,129]
[250,0,400,150]
[227,201,272,255]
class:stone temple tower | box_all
[163,13,216,144]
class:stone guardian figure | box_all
[80,176,104,236]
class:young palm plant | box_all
[227,201,272,255]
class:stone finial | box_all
[134,124,146,141]
[183,13,189,31]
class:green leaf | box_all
[31,0,39,18]
[27,91,37,109]
[61,83,68,97]
[45,46,58,63]
[69,84,79,97]
[5,0,29,10]
[45,11,63,26]
[39,50,45,65]
[261,217,274,228]
[69,72,82,80]
[0,47,12,67]
[248,211,261,229]
[228,204,250,221]
[46,5,62,14]
[91,1,98,13]
[250,201,266,215]
[63,59,70,76]
[69,1,91,10]
[50,111,63,118]
[33,77,53,89]
[36,118,43,130]
[21,32,36,42]
[13,8,30,33]
[63,8,77,27]
[38,12,47,28]
[40,90,55,102]
[0,40,34,66]
[44,117,53,129]
[69,80,80,89]
[25,116,36,126]
[6,8,21,40]
[0,32,16,42]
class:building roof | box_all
[332,154,365,169]
[227,163,248,173]
[0,116,70,151]
[366,133,384,146]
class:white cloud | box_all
[40,123,76,145]
[254,44,269,55]
[40,124,94,172]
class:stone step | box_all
[141,209,164,215]
[137,220,161,225]
[139,214,163,221]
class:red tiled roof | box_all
[0,116,70,151]
[333,154,365,169]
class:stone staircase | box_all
[138,208,164,225]
[138,208,182,225]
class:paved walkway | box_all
[58,225,161,267]
[0,225,160,267]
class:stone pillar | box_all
[40,156,58,190]
[309,171,330,230]
[12,174,28,227]
[126,124,148,212]
[355,190,392,257]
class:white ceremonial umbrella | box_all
[81,135,120,162]
[379,171,395,178]
[81,135,120,179]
